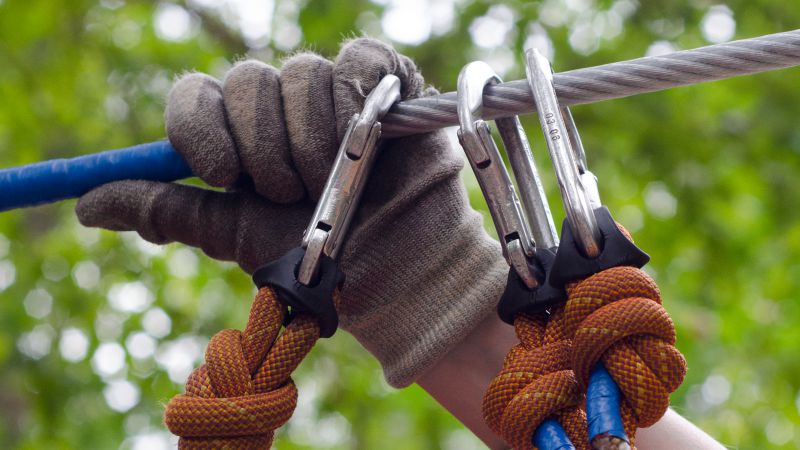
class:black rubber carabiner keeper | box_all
[251,247,345,338]
[550,206,650,287]
[497,247,567,324]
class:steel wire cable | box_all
[380,29,800,137]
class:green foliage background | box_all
[1,0,799,448]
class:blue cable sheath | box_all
[587,363,628,443]
[0,141,192,212]
[530,363,624,449]
[533,418,575,450]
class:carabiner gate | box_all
[456,61,556,289]
[297,75,402,286]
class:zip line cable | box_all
[1,28,799,211]
[381,28,800,136]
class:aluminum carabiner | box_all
[297,74,402,286]
[525,49,603,258]
[456,61,556,288]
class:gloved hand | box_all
[76,38,507,387]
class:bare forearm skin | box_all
[417,313,725,450]
[636,409,726,450]
[417,313,516,447]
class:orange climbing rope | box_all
[483,309,589,450]
[483,226,687,449]
[162,73,399,449]
[564,265,687,443]
[163,286,337,449]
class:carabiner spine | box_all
[494,116,559,249]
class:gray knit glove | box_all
[76,38,506,387]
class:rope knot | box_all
[483,313,589,450]
[164,287,321,449]
[565,266,687,430]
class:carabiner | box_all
[456,61,556,288]
[297,74,402,286]
[525,49,603,258]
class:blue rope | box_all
[534,418,575,450]
[587,363,628,443]
[0,140,190,211]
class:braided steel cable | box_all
[381,29,800,137]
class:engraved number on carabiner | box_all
[545,112,561,141]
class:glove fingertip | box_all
[75,181,146,232]
[166,72,241,188]
[281,52,339,200]
[335,38,423,91]
[223,60,306,203]
[333,37,425,138]
[75,188,104,228]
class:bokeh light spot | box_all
[701,5,735,44]
[92,342,127,378]
[73,261,101,290]
[60,327,90,362]
[108,281,154,313]
[126,332,157,360]
[17,325,55,360]
[381,0,432,45]
[142,308,172,339]
[23,288,53,319]
[644,181,678,219]
[154,3,195,42]
[103,379,141,412]
[469,5,515,49]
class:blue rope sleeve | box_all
[0,141,192,212]
[587,363,627,443]
[533,418,575,450]
[528,366,625,449]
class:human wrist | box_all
[417,308,518,449]
[636,409,725,450]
